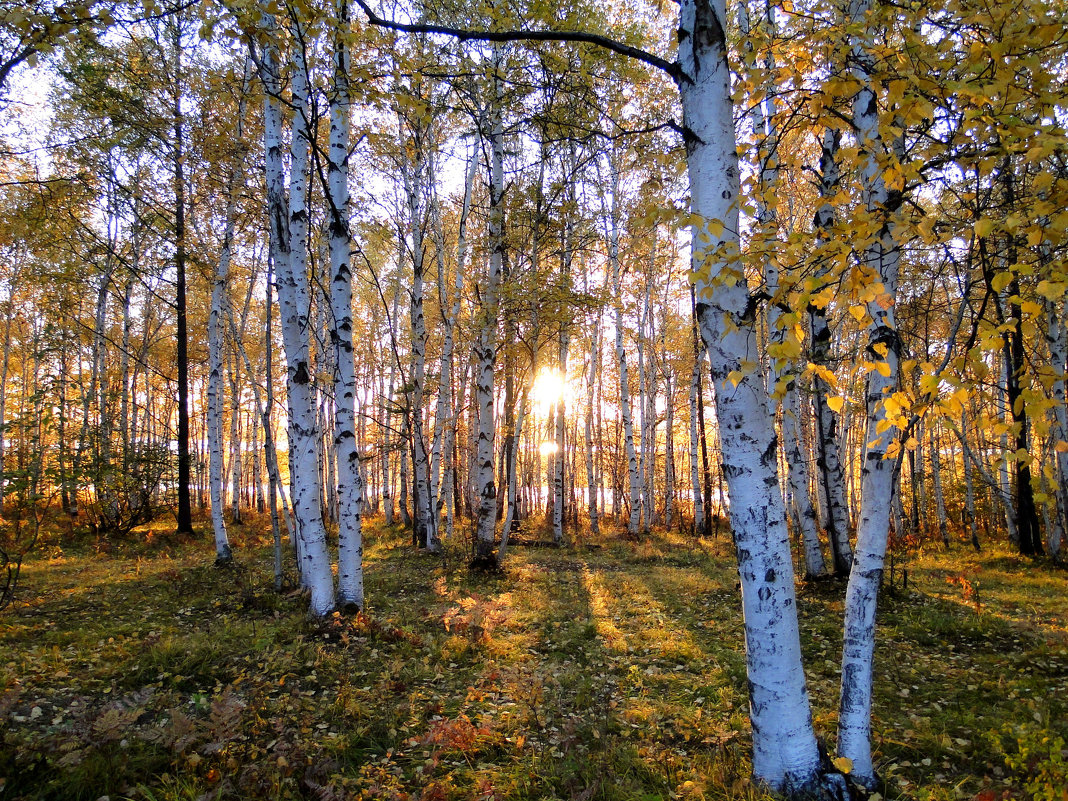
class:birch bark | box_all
[603,148,641,535]
[206,60,250,565]
[1046,295,1068,558]
[930,425,949,546]
[584,262,601,536]
[689,341,705,536]
[679,0,820,791]
[742,0,826,579]
[472,48,506,566]
[442,145,477,540]
[256,23,334,616]
[328,0,365,608]
[837,0,904,782]
[401,109,439,552]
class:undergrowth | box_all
[1,514,1065,801]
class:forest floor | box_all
[2,515,1066,801]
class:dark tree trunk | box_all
[173,23,193,535]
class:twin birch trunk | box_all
[257,26,334,616]
[810,127,854,574]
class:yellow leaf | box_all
[727,370,743,388]
[827,396,845,413]
[1037,280,1066,301]
[849,306,867,323]
[832,756,853,774]
[1055,441,1068,453]
[991,271,1013,293]
[809,364,837,387]
[874,360,891,378]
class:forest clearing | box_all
[2,517,1066,801]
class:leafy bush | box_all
[990,723,1068,801]
[81,442,171,537]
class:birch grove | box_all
[4,0,1068,795]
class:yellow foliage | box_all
[832,756,853,775]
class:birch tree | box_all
[326,0,364,608]
[253,15,335,616]
[678,1,822,788]
[742,0,826,579]
[836,0,906,783]
[471,45,506,569]
[205,59,252,566]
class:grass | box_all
[1,514,1066,801]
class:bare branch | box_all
[352,0,681,82]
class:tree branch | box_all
[353,0,681,83]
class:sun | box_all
[530,369,568,416]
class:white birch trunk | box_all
[228,357,243,523]
[0,294,10,510]
[552,147,577,543]
[328,0,364,609]
[664,369,676,529]
[206,63,250,563]
[383,274,401,527]
[553,339,568,545]
[473,52,505,564]
[585,302,601,535]
[961,408,979,548]
[689,348,705,535]
[742,0,826,579]
[257,24,334,616]
[228,294,291,584]
[400,112,438,553]
[604,149,641,535]
[997,357,1019,543]
[930,424,949,546]
[837,0,903,782]
[432,140,477,541]
[640,273,657,529]
[679,0,820,791]
[949,414,1016,537]
[499,387,529,560]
